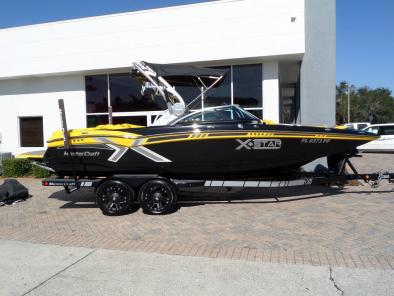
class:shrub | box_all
[30,164,51,178]
[2,159,32,177]
[1,159,51,178]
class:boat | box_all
[42,62,379,179]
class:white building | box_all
[0,0,335,155]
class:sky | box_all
[0,0,393,92]
[336,0,394,91]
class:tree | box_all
[336,81,394,124]
[336,81,354,123]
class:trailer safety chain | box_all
[367,171,387,188]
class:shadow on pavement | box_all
[48,188,96,209]
[179,186,342,204]
[178,185,393,205]
[47,184,392,213]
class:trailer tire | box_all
[96,180,135,216]
[138,179,177,215]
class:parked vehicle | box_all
[343,122,370,130]
[358,123,394,153]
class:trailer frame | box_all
[42,164,394,215]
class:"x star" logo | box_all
[236,139,282,150]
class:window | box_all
[247,109,263,119]
[233,64,262,108]
[85,64,264,126]
[280,84,296,123]
[19,117,44,147]
[86,115,148,127]
[279,62,301,123]
[204,66,231,108]
[87,115,109,128]
[112,116,147,126]
[173,106,258,125]
[175,85,202,107]
[357,124,368,130]
[379,126,394,135]
[365,127,379,134]
[86,74,166,127]
[109,73,166,112]
[85,75,108,113]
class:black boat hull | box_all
[44,124,375,179]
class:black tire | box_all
[95,180,135,216]
[138,179,177,215]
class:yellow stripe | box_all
[46,129,140,144]
[136,130,376,140]
[47,130,378,148]
[141,133,378,146]
[16,154,44,159]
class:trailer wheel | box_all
[96,180,135,216]
[138,179,177,215]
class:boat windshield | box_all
[170,105,260,125]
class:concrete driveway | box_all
[0,153,393,295]
[1,240,393,296]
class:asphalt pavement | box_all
[0,239,393,296]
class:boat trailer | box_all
[42,164,394,216]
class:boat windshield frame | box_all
[169,105,261,126]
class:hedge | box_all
[1,159,51,178]
[29,164,52,178]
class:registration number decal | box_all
[301,139,331,144]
